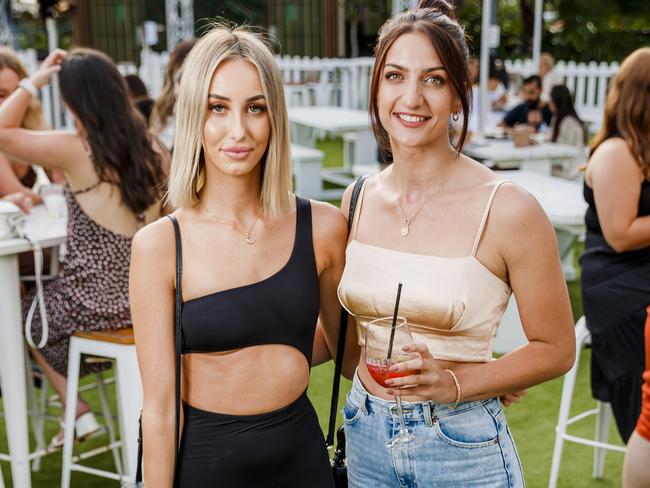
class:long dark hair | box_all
[550,84,582,143]
[59,48,164,215]
[369,0,471,161]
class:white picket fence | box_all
[16,47,619,129]
[504,58,619,124]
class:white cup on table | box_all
[40,184,66,219]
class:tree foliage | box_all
[459,0,650,62]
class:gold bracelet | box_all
[442,368,461,410]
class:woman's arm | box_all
[130,218,178,487]
[0,152,40,200]
[388,184,576,402]
[312,200,360,379]
[589,138,650,252]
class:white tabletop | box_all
[498,170,586,228]
[464,139,580,164]
[287,106,371,133]
[0,206,66,256]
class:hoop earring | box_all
[452,112,460,122]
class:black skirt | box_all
[176,392,334,487]
[580,233,650,442]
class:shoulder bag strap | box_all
[326,175,370,448]
[133,215,182,485]
[167,214,182,485]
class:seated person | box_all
[500,75,552,129]
[526,107,549,133]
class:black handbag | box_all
[125,215,183,487]
[326,175,369,488]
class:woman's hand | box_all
[30,49,67,90]
[384,343,457,403]
[3,192,33,214]
[500,389,528,407]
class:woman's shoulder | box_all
[131,212,177,258]
[309,199,347,242]
[489,180,549,234]
[589,137,638,173]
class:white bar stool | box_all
[548,316,626,488]
[61,327,142,487]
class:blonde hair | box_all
[0,47,48,130]
[150,38,196,134]
[167,24,292,216]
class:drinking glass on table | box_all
[40,184,66,219]
[365,316,418,448]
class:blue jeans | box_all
[344,373,525,488]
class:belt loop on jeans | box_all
[423,402,434,427]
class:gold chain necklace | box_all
[200,203,261,245]
[391,161,456,237]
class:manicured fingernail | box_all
[386,390,393,395]
[389,365,399,372]
[385,379,394,385]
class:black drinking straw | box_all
[386,282,403,361]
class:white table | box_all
[494,171,586,353]
[0,206,66,488]
[464,139,581,175]
[287,106,378,167]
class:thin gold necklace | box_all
[391,161,456,237]
[200,203,261,245]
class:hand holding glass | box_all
[365,316,418,448]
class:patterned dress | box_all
[23,185,134,377]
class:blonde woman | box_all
[130,24,354,487]
[149,39,197,150]
[0,47,61,200]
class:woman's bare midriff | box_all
[358,351,478,402]
[182,344,310,415]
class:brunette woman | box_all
[338,1,575,486]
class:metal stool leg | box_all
[95,372,124,476]
[549,317,588,488]
[593,401,612,479]
[61,338,82,488]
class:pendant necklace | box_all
[391,160,456,237]
[200,203,261,245]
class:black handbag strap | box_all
[326,175,369,448]
[167,214,183,485]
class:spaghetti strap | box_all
[350,176,372,240]
[470,180,510,257]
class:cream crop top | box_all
[338,179,512,363]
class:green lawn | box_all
[0,141,626,487]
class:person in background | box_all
[539,52,563,102]
[124,73,154,123]
[149,38,197,150]
[468,56,508,133]
[0,47,62,202]
[500,74,552,129]
[0,48,168,448]
[622,305,650,488]
[547,84,585,178]
[580,47,650,445]
[338,1,575,486]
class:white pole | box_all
[479,0,491,133]
[45,17,62,129]
[532,0,543,68]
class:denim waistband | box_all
[347,370,497,424]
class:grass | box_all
[0,141,625,487]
